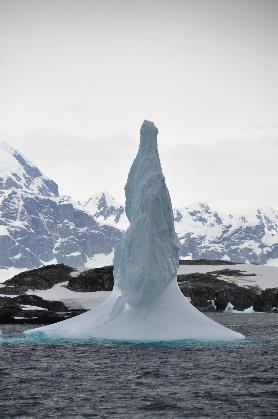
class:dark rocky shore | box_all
[0,261,277,324]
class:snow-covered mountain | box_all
[82,192,129,231]
[0,142,121,276]
[174,202,278,264]
[0,141,277,280]
[84,195,278,265]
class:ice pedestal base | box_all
[25,281,244,341]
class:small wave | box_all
[1,333,271,348]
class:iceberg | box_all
[25,120,244,341]
[225,302,255,314]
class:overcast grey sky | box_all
[0,0,277,211]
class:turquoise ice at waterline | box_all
[24,121,244,342]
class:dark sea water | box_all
[0,313,277,418]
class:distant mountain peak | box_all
[0,141,58,198]
[82,191,128,230]
[0,144,121,275]
[87,191,122,209]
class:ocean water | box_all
[0,313,277,418]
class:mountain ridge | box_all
[83,194,278,265]
[0,141,277,280]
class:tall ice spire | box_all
[113,120,180,307]
[25,121,244,342]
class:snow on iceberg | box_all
[25,120,244,342]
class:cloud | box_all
[16,130,138,202]
[8,128,278,212]
[159,141,278,210]
[64,104,87,114]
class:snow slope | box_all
[178,264,278,290]
[26,282,111,310]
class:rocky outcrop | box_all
[178,273,259,312]
[0,294,86,324]
[13,294,68,312]
[1,264,74,295]
[0,298,22,322]
[68,266,114,291]
[254,288,278,312]
[179,259,237,266]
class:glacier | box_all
[25,121,244,341]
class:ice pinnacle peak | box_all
[140,119,158,134]
[139,120,159,153]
